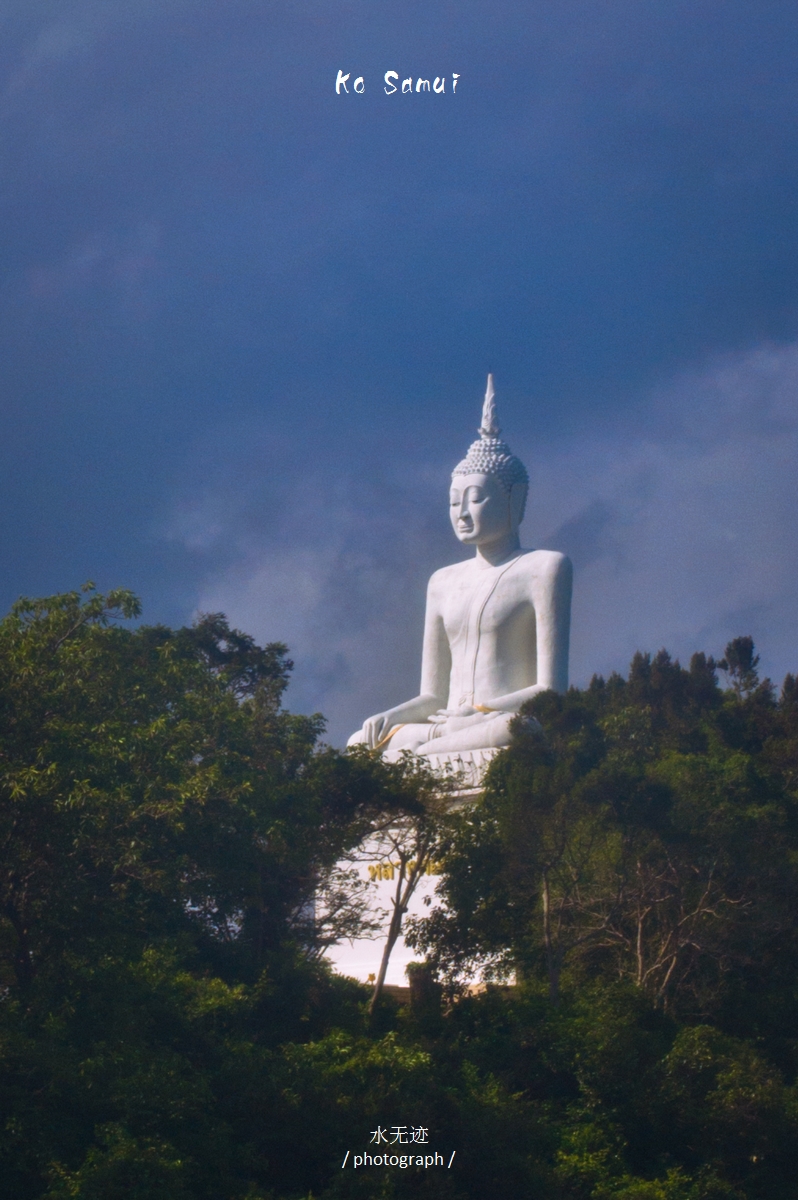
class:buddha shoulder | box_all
[516,548,572,578]
[509,548,572,592]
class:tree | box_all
[5,599,798,1200]
[0,586,413,1197]
[362,769,452,1017]
[0,585,323,988]
[718,636,760,698]
[411,642,798,1017]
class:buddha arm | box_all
[358,576,449,746]
[382,582,451,722]
[418,576,451,706]
[482,552,573,712]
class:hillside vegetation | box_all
[1,589,797,1199]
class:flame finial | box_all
[479,374,500,438]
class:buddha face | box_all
[449,472,514,546]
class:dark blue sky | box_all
[2,0,798,740]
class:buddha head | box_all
[450,375,529,547]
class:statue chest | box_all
[440,567,536,658]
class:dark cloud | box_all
[1,1,797,729]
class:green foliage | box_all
[0,587,418,1197]
[45,1123,192,1200]
[401,637,798,1199]
[413,642,798,1026]
[3,598,798,1199]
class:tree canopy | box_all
[2,591,798,1199]
[412,648,798,1020]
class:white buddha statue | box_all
[348,376,572,783]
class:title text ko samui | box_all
[335,71,461,95]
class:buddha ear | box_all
[509,480,527,527]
